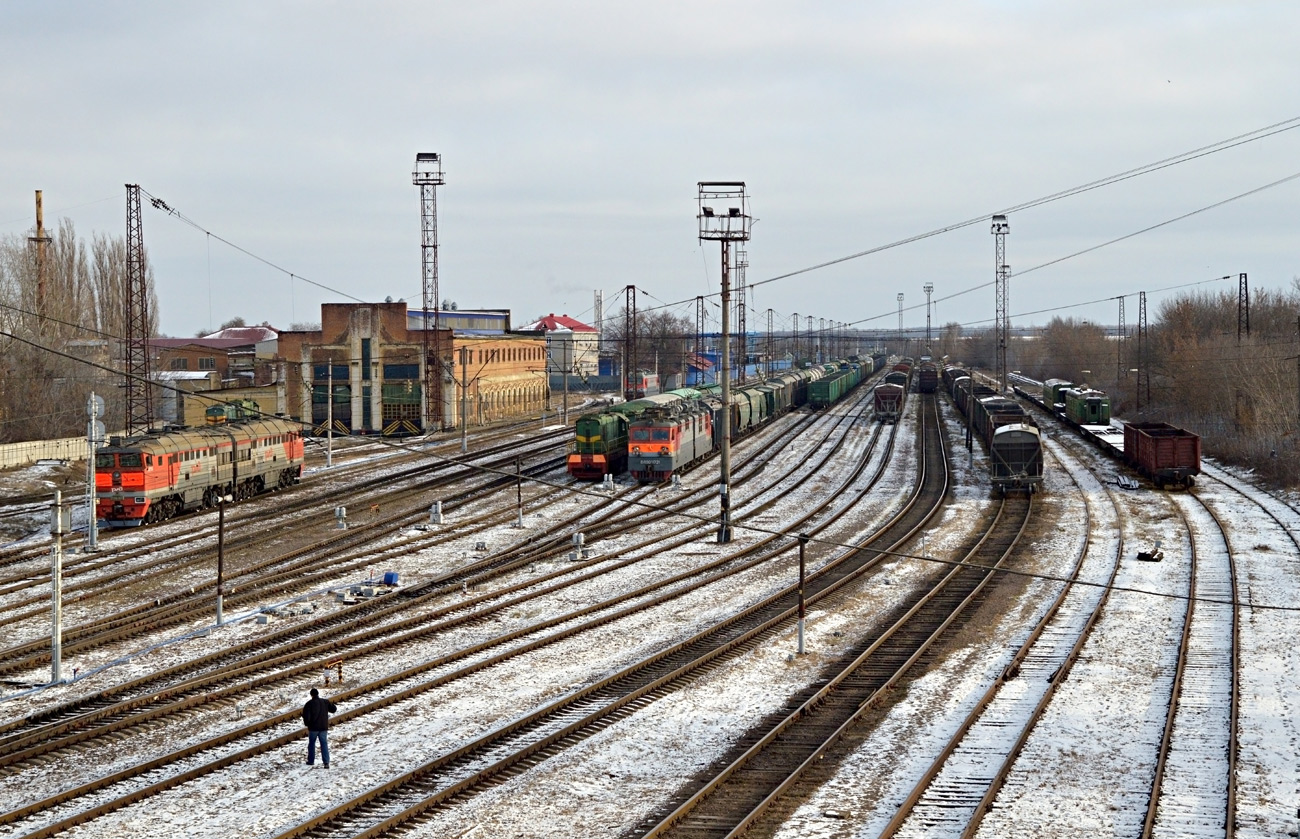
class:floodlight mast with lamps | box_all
[698,182,751,544]
[923,282,934,350]
[991,214,1010,393]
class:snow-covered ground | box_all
[0,394,1296,838]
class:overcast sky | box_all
[2,2,1297,340]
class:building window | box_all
[198,357,216,370]
[171,358,189,371]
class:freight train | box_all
[944,365,1043,494]
[627,357,881,482]
[1012,375,1200,488]
[95,411,304,527]
[570,357,887,481]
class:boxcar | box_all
[989,424,1044,493]
[874,383,905,423]
[1123,422,1201,488]
[915,362,939,394]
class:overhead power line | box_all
[627,115,1300,322]
[139,189,369,305]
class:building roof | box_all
[200,326,279,342]
[149,338,255,351]
[517,313,597,333]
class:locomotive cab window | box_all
[96,454,115,468]
[631,429,652,442]
[121,454,142,467]
[652,429,670,441]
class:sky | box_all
[2,2,1297,340]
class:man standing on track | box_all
[302,687,337,768]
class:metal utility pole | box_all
[698,182,751,544]
[623,285,638,399]
[1138,291,1149,410]
[216,493,232,625]
[735,247,748,384]
[326,361,334,467]
[413,153,446,432]
[897,294,904,354]
[124,185,154,436]
[50,490,66,683]
[1116,295,1126,385]
[594,289,604,356]
[792,313,800,365]
[28,190,51,333]
[766,308,774,378]
[992,214,1010,393]
[797,534,808,655]
[1238,272,1250,342]
[923,282,934,350]
[806,315,814,360]
[460,345,469,453]
[85,394,104,552]
[694,295,706,386]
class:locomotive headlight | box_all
[631,446,640,455]
[660,446,669,455]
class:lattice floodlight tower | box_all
[413,152,446,431]
[923,282,934,348]
[991,214,1010,393]
[897,294,904,355]
[697,181,751,544]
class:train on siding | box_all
[95,407,304,527]
[567,390,703,479]
[915,360,939,394]
[568,361,867,481]
[1013,375,1201,489]
[627,356,884,483]
[873,382,905,423]
[943,364,1044,494]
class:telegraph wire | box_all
[138,189,369,306]
[627,116,1300,325]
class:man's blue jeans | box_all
[307,730,330,765]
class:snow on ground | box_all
[3,394,1298,838]
[1188,468,1300,838]
[3,391,915,836]
[978,428,1190,836]
[772,413,1096,838]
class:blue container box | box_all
[383,571,399,586]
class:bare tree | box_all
[0,219,156,442]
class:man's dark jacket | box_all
[302,696,337,731]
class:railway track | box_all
[1145,491,1238,837]
[958,407,1240,837]
[0,383,898,835]
[871,431,1126,838]
[0,420,567,571]
[629,399,1042,839]
[0,441,571,677]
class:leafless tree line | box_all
[993,286,1300,487]
[0,219,157,442]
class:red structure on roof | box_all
[518,313,597,332]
